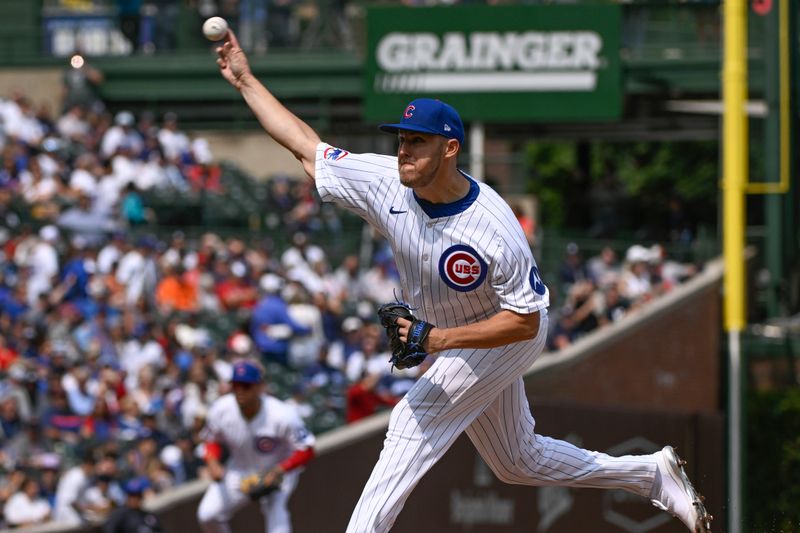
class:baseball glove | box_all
[377,303,434,370]
[240,470,283,500]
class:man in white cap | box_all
[250,274,310,366]
[26,225,60,305]
[101,111,143,159]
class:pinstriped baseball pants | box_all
[346,312,659,532]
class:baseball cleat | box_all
[651,446,713,532]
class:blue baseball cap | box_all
[379,98,465,146]
[231,360,262,384]
[123,476,150,496]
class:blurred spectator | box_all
[19,156,61,207]
[57,105,91,140]
[1,363,33,421]
[157,112,189,164]
[3,474,51,527]
[38,459,61,508]
[559,242,589,291]
[120,183,148,226]
[238,0,269,53]
[587,246,620,289]
[61,56,104,114]
[648,244,698,290]
[103,476,163,533]
[150,0,179,52]
[326,315,362,370]
[344,324,390,383]
[101,112,143,160]
[156,263,198,314]
[299,0,354,51]
[82,453,123,522]
[359,252,400,305]
[26,225,60,306]
[561,280,602,339]
[330,254,362,307]
[250,273,311,366]
[300,345,347,393]
[97,232,128,275]
[346,372,398,424]
[281,232,324,276]
[159,432,203,484]
[285,282,326,368]
[119,326,166,390]
[117,397,144,441]
[53,448,95,525]
[69,153,98,197]
[185,138,221,192]
[620,245,653,304]
[117,0,143,51]
[0,395,23,440]
[215,261,258,311]
[57,194,120,248]
[667,197,693,243]
[600,283,631,324]
[0,336,19,372]
[0,468,26,515]
[179,361,220,431]
[513,203,536,246]
[116,236,158,307]
[63,366,97,416]
[265,176,295,229]
[80,396,120,444]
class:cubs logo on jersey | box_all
[323,147,349,161]
[254,436,278,453]
[438,244,487,292]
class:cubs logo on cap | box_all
[232,360,262,384]
[379,98,465,146]
[439,244,487,292]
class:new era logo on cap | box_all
[379,98,465,145]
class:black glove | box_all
[377,303,434,370]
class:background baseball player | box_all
[196,359,315,533]
[214,30,711,533]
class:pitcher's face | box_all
[396,131,448,189]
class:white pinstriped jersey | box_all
[314,142,549,327]
[315,144,671,533]
[203,394,315,472]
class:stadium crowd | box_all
[0,88,700,528]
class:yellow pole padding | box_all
[723,0,747,332]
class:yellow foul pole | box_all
[723,0,747,530]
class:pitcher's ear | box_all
[445,138,460,158]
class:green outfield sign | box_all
[365,5,622,122]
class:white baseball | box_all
[202,17,229,41]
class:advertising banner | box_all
[365,4,622,122]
